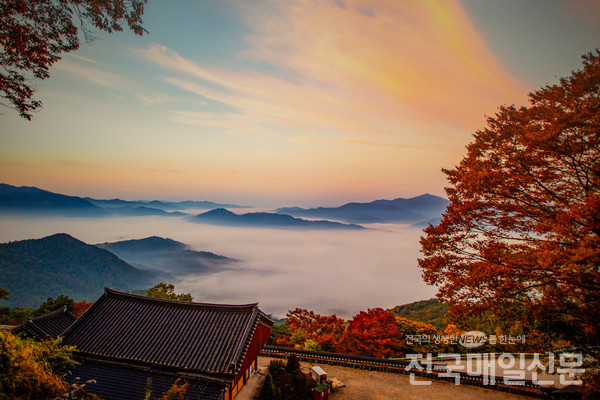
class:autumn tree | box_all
[0,331,77,399]
[395,317,441,353]
[267,323,295,348]
[71,300,93,318]
[159,379,188,400]
[419,51,600,360]
[0,0,147,120]
[285,308,346,352]
[146,283,193,302]
[338,308,404,358]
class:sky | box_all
[1,0,599,208]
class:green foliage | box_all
[285,354,300,373]
[264,355,313,400]
[146,283,193,302]
[35,295,74,316]
[267,359,286,376]
[290,329,306,347]
[0,294,75,326]
[0,330,77,399]
[303,339,319,351]
[0,306,34,325]
[144,378,153,400]
[40,338,79,374]
[267,323,291,345]
[388,298,449,330]
[260,372,275,400]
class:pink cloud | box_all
[139,1,525,142]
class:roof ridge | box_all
[27,320,52,338]
[78,356,231,384]
[30,305,72,322]
[63,288,272,376]
[229,306,259,373]
[104,288,259,312]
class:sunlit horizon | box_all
[1,0,599,208]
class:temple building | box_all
[62,288,273,400]
[12,305,76,340]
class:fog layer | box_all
[0,215,436,318]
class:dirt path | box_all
[258,356,535,400]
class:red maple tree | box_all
[419,51,600,360]
[285,308,345,352]
[71,300,93,318]
[0,0,147,119]
[338,308,404,358]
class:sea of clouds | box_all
[0,213,436,319]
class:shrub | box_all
[0,331,76,399]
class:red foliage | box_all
[338,308,404,358]
[71,301,93,318]
[0,0,147,119]
[285,308,345,352]
[273,335,295,348]
[419,51,600,358]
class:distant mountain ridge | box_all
[85,197,249,211]
[0,233,156,307]
[0,184,247,217]
[96,236,234,277]
[191,208,365,230]
[0,183,447,226]
[275,194,449,224]
[0,183,105,216]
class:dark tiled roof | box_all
[13,306,76,339]
[63,288,272,376]
[65,358,226,400]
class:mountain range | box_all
[96,236,235,277]
[0,183,448,227]
[85,198,249,210]
[0,233,157,307]
[0,234,237,308]
[191,208,365,230]
[0,184,248,217]
[0,183,105,217]
[275,194,448,224]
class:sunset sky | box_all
[1,0,599,207]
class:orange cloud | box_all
[241,0,526,127]
[139,0,525,146]
[112,0,533,199]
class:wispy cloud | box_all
[65,54,102,65]
[137,0,525,141]
[136,93,171,105]
[53,59,128,90]
[342,139,415,149]
[239,0,527,128]
[287,136,415,149]
[167,110,267,133]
